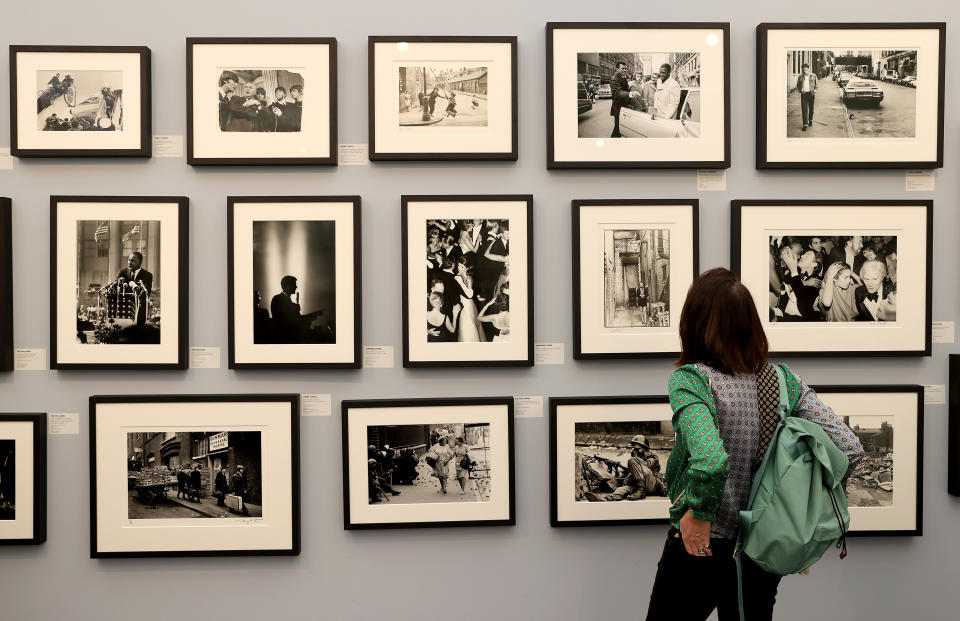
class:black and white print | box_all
[603,228,670,328]
[217,69,303,132]
[577,52,701,139]
[843,416,894,508]
[785,49,916,138]
[76,220,161,345]
[127,431,263,520]
[0,439,13,520]
[425,218,510,343]
[36,70,123,131]
[252,220,336,345]
[574,421,669,503]
[366,423,491,505]
[769,235,897,323]
[398,64,488,128]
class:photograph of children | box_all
[574,421,669,503]
[217,69,303,132]
[398,64,488,128]
[603,228,670,328]
[768,235,897,323]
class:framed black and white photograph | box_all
[814,385,922,536]
[402,195,533,367]
[0,414,46,545]
[228,196,361,369]
[731,200,932,357]
[187,38,337,165]
[342,397,514,529]
[0,199,12,372]
[550,397,672,527]
[368,36,517,160]
[573,200,698,359]
[757,23,945,168]
[51,196,189,370]
[10,46,151,157]
[546,22,730,169]
[90,394,300,557]
[948,355,960,497]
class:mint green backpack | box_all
[734,365,850,620]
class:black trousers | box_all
[646,529,782,621]
[611,112,621,138]
[800,92,815,126]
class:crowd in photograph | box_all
[425,218,510,342]
[769,235,897,322]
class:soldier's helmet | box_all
[629,434,650,449]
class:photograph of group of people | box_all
[769,234,897,322]
[217,69,304,132]
[425,218,510,343]
[36,69,124,132]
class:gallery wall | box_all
[2,1,959,619]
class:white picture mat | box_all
[93,401,294,553]
[578,204,694,354]
[764,28,940,163]
[16,51,143,151]
[0,421,36,540]
[373,41,513,154]
[738,204,927,353]
[816,391,919,533]
[190,43,331,159]
[555,402,673,522]
[232,202,356,364]
[55,201,182,365]
[551,28,726,163]
[406,200,529,363]
[346,404,511,525]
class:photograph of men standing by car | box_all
[217,69,304,132]
[768,235,898,323]
[574,421,670,502]
[785,49,917,138]
[576,52,700,139]
[36,69,123,131]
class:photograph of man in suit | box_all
[609,60,642,137]
[116,251,153,327]
[797,63,817,132]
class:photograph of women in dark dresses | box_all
[425,218,510,343]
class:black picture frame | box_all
[756,23,946,169]
[227,195,362,369]
[0,413,47,545]
[186,37,338,166]
[549,396,672,527]
[401,194,534,368]
[812,384,923,537]
[731,199,933,357]
[0,199,12,372]
[89,394,301,558]
[50,196,189,370]
[341,396,516,530]
[947,355,960,497]
[571,199,699,359]
[10,45,151,158]
[367,35,518,161]
[545,22,731,169]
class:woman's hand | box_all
[676,509,712,557]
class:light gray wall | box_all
[1,2,958,620]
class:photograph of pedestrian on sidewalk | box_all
[398,64,488,128]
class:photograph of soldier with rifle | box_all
[574,421,671,502]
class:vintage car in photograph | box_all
[577,82,592,115]
[841,81,884,106]
[836,73,854,88]
[617,87,700,139]
[597,84,611,99]
[902,76,917,88]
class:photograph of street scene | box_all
[574,421,670,502]
[398,64,488,128]
[577,52,700,139]
[36,70,123,131]
[843,416,894,508]
[603,228,670,328]
[367,423,491,504]
[127,431,262,519]
[786,49,917,138]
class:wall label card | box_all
[338,144,369,165]
[923,384,945,405]
[363,346,394,368]
[697,169,726,191]
[302,394,333,417]
[153,135,184,157]
[905,170,935,191]
[49,412,80,435]
[15,348,46,370]
[189,346,221,369]
[933,321,955,344]
[535,343,564,365]
[514,396,544,418]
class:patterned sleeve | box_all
[786,368,865,477]
[668,367,729,522]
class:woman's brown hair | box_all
[676,268,768,374]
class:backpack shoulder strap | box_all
[752,363,784,472]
